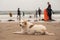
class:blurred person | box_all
[47,2,54,20]
[38,8,41,18]
[17,8,21,21]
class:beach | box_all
[0,14,60,40]
[0,21,60,40]
[0,0,60,40]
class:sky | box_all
[0,0,60,11]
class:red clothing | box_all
[44,9,49,21]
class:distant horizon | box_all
[0,10,60,15]
[0,10,60,11]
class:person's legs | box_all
[17,15,21,21]
[19,15,21,21]
[39,13,40,17]
[50,15,51,20]
[38,13,41,21]
[49,14,52,20]
[49,14,50,20]
[48,13,51,20]
[17,15,19,20]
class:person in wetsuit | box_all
[17,8,21,21]
[47,2,54,20]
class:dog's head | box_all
[19,19,34,29]
[19,19,28,28]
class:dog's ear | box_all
[23,21,27,25]
[29,25,34,28]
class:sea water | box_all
[0,11,60,22]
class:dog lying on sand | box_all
[13,20,55,35]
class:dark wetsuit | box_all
[47,8,52,20]
[17,8,21,20]
[38,8,41,17]
[17,9,21,16]
[47,4,53,20]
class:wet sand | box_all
[0,21,60,40]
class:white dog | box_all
[13,20,55,35]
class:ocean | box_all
[0,11,60,22]
[0,11,60,15]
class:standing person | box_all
[23,11,25,17]
[38,8,41,18]
[47,2,54,20]
[17,8,21,21]
[34,10,38,18]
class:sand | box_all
[0,21,60,40]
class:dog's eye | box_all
[20,24,22,26]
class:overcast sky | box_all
[0,0,60,11]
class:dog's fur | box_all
[13,20,55,35]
